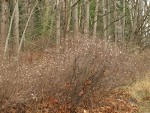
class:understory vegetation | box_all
[0,37,149,113]
[0,0,150,112]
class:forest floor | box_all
[1,85,150,113]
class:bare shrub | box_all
[0,36,149,112]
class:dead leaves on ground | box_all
[77,91,138,113]
[0,91,139,113]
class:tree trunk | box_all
[93,0,99,38]
[84,0,90,37]
[107,0,111,40]
[13,0,20,55]
[79,0,85,33]
[128,1,133,27]
[56,0,61,46]
[42,0,50,36]
[66,0,72,32]
[113,0,117,43]
[138,0,144,39]
[122,0,126,42]
[130,0,139,42]
[49,5,55,38]
[72,0,79,36]
[102,0,107,39]
[1,0,8,55]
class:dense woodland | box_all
[0,0,150,56]
[0,0,150,113]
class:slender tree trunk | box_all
[138,0,144,39]
[128,1,133,27]
[72,0,79,36]
[13,0,20,55]
[130,0,139,42]
[102,0,107,39]
[79,0,85,33]
[66,0,72,32]
[49,8,55,37]
[84,0,90,37]
[107,0,111,40]
[62,0,68,39]
[42,0,50,36]
[1,0,8,55]
[113,0,117,43]
[56,0,61,46]
[143,0,148,37]
[93,0,99,38]
[122,0,126,42]
[79,2,82,30]
[117,16,123,41]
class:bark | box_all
[78,2,82,30]
[107,0,111,40]
[84,0,90,37]
[102,0,107,39]
[122,0,126,42]
[66,0,72,32]
[63,0,67,38]
[1,0,8,55]
[128,1,133,27]
[138,0,144,38]
[113,0,117,43]
[93,0,99,38]
[66,0,73,34]
[72,0,79,36]
[13,0,20,55]
[79,0,85,33]
[56,0,61,46]
[130,0,139,42]
[49,6,55,37]
[42,0,50,36]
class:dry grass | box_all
[127,71,150,102]
[0,36,149,112]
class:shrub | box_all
[0,36,148,112]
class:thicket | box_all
[0,37,149,112]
